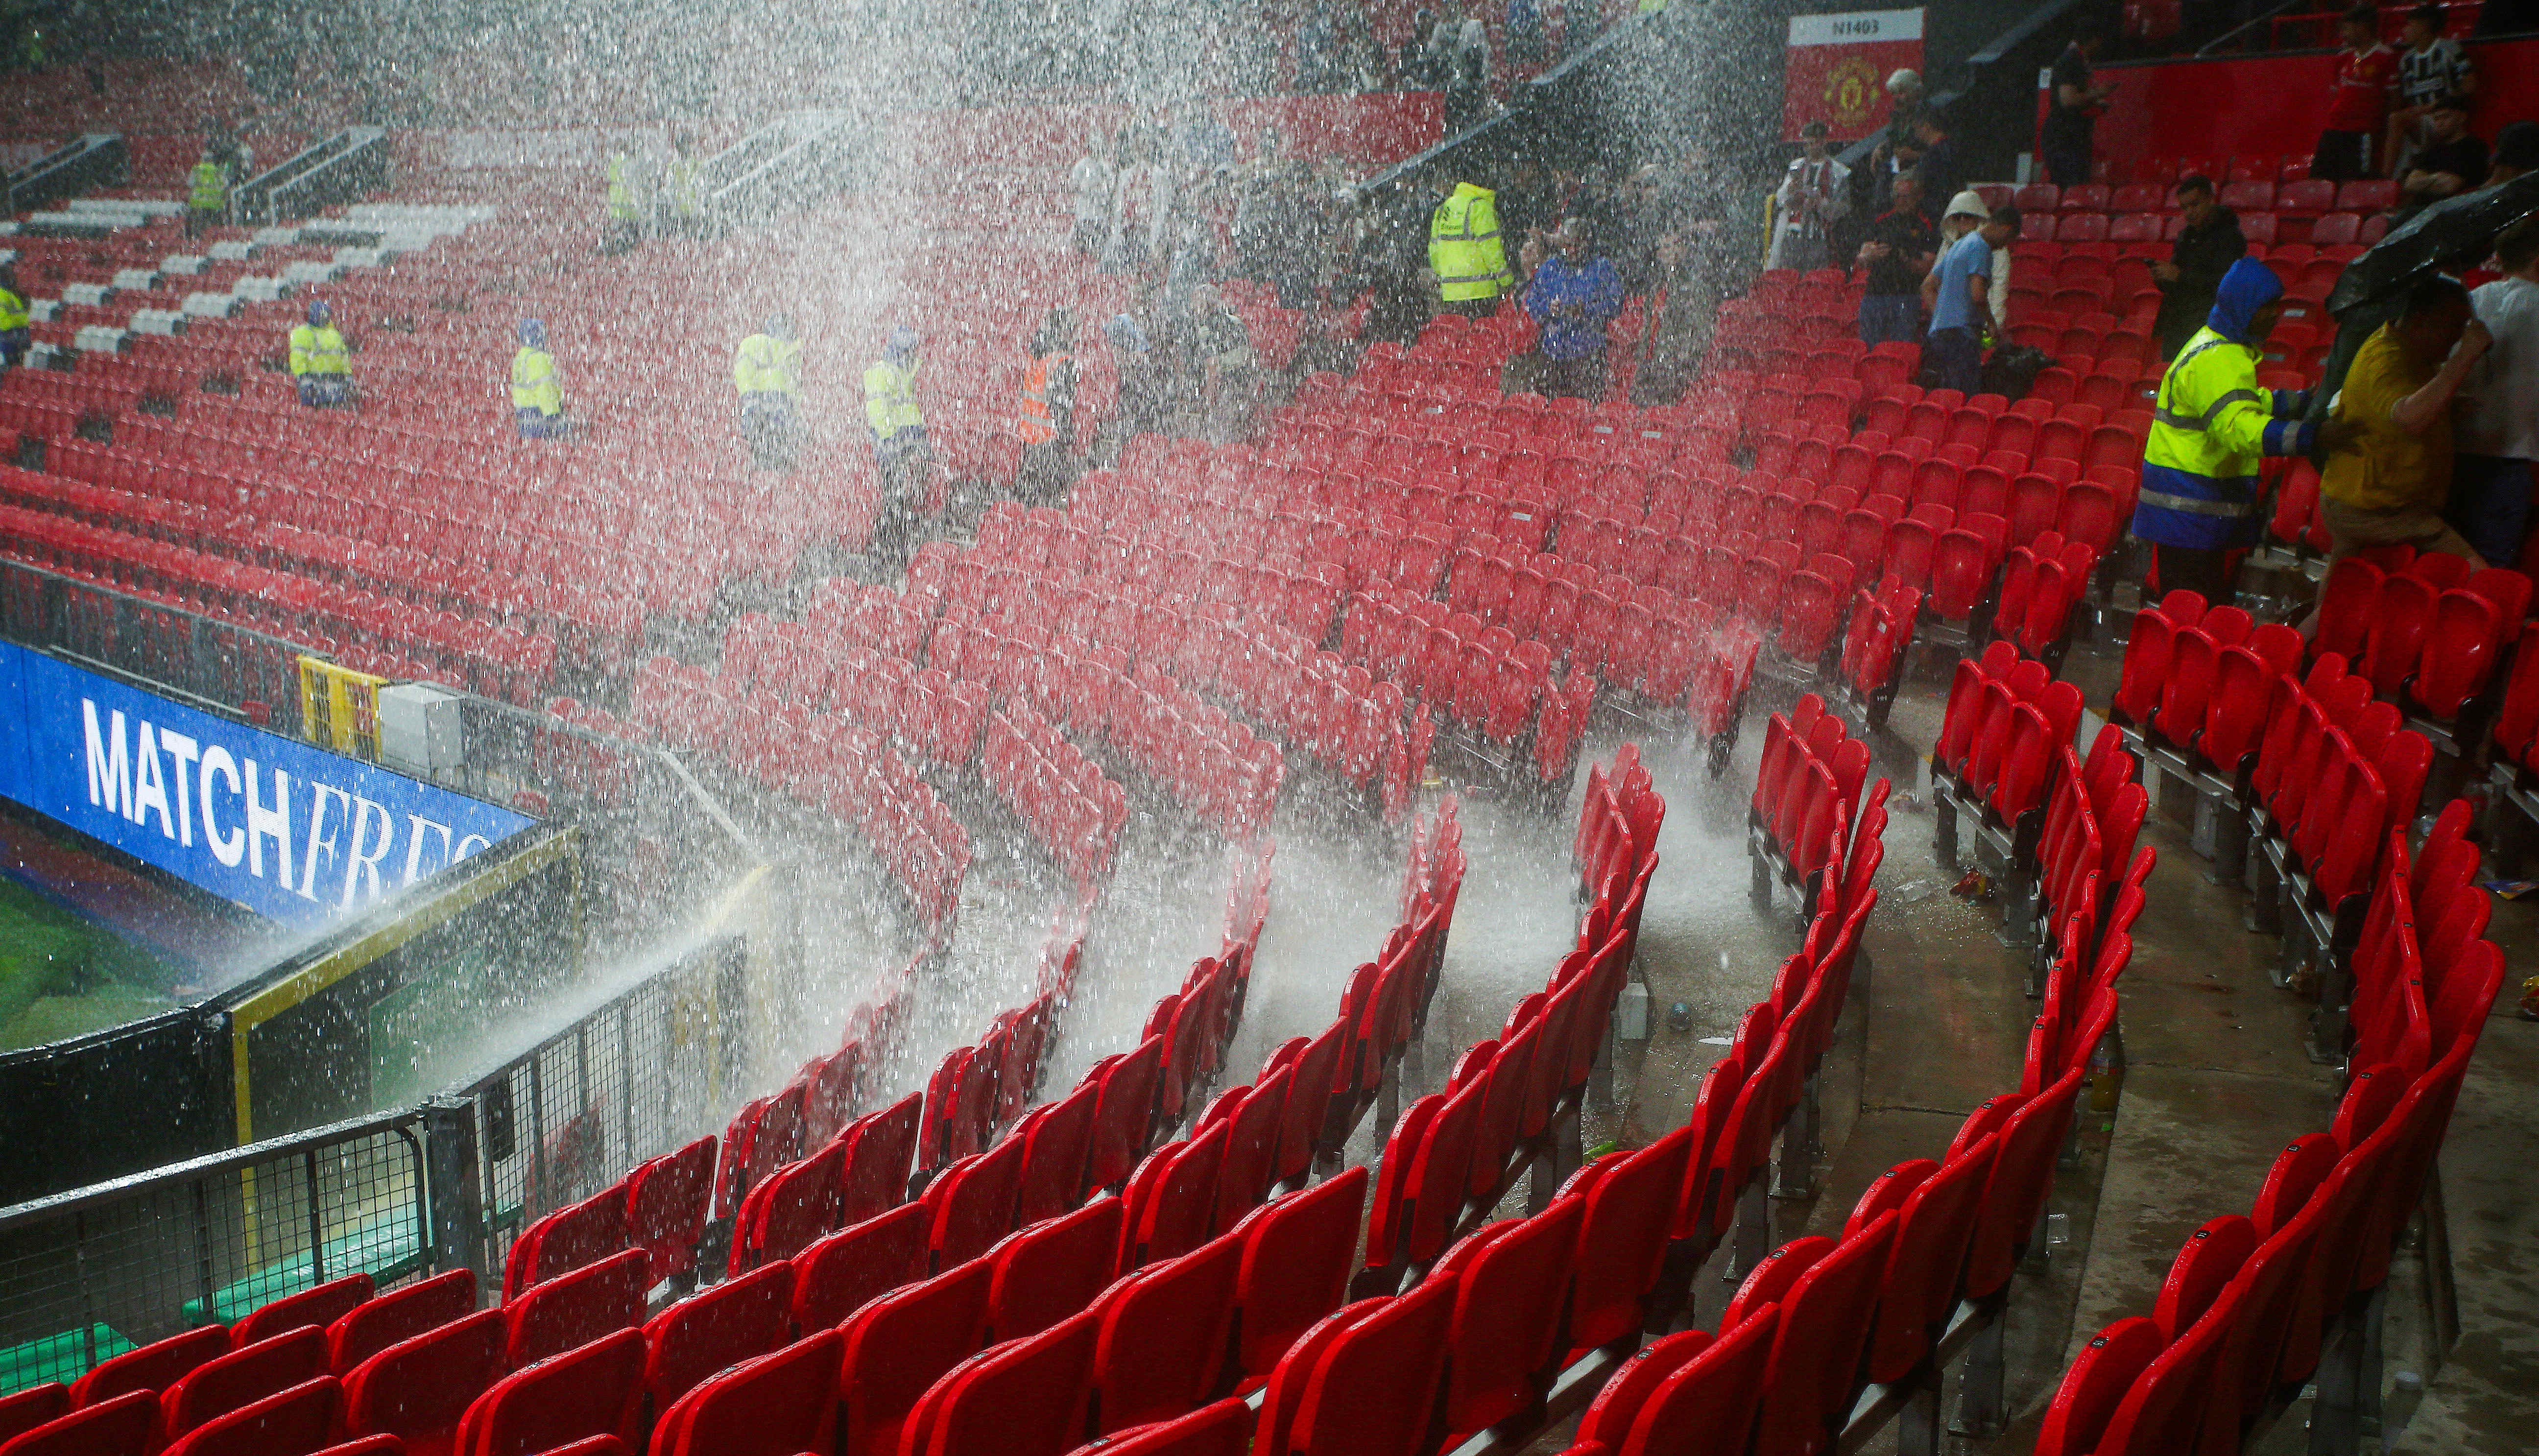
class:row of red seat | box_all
[985,705,1131,892]
[2014,176,2399,219]
[625,660,974,929]
[2245,651,2438,935]
[2034,816,2503,1455]
[904,521,1425,817]
[2310,548,2531,732]
[2029,719,2156,994]
[1749,694,1880,923]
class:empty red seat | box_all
[504,1247,647,1367]
[643,1260,796,1414]
[327,1270,476,1376]
[1258,1272,1459,1456]
[230,1275,374,1351]
[901,1307,1100,1456]
[648,1328,842,1456]
[160,1328,328,1446]
[0,1390,159,1456]
[452,1326,645,1456]
[158,1378,341,1456]
[838,1262,993,1456]
[69,1326,229,1409]
[990,1197,1123,1343]
[340,1308,507,1456]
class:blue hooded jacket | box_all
[2204,256,2284,345]
[2131,257,2316,551]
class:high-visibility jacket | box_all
[606,153,637,222]
[190,161,227,212]
[734,334,802,397]
[1016,351,1068,444]
[287,324,349,379]
[2132,326,2315,550]
[0,286,27,334]
[511,346,561,415]
[1428,183,1510,303]
[865,356,924,448]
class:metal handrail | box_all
[0,1108,425,1228]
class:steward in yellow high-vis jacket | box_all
[2130,258,2326,600]
[1428,176,1511,317]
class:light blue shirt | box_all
[1928,232,1991,335]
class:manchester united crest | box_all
[1823,54,1882,132]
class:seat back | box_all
[791,1201,930,1333]
[841,1095,925,1226]
[1079,1398,1252,1456]
[158,1378,340,1456]
[1862,1132,1997,1383]
[453,1326,645,1456]
[625,1137,718,1288]
[504,1247,649,1367]
[988,1197,1124,1343]
[650,1328,843,1456]
[340,1309,505,1451]
[642,1259,796,1414]
[161,1328,328,1444]
[229,1275,373,1351]
[837,1261,993,1456]
[2032,1317,2166,1456]
[905,1307,1101,1456]
[1279,1270,1460,1456]
[1092,1229,1245,1433]
[0,1390,159,1456]
[1616,1303,1780,1456]
[69,1326,230,1408]
[1231,1167,1370,1384]
[1438,1199,1585,1440]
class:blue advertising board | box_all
[0,642,533,927]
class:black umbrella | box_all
[2325,171,2539,318]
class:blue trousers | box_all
[516,407,567,440]
[2447,454,2533,569]
[298,376,353,408]
[1858,295,1920,348]
[1919,327,1984,396]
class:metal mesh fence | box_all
[457,937,740,1273]
[0,1112,429,1395]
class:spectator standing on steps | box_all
[1854,172,1937,347]
[1517,217,1624,400]
[2041,26,2115,188]
[2448,217,2539,569]
[2318,276,2490,571]
[2152,174,2247,360]
[2314,6,2398,182]
[1768,121,1850,272]
[2134,259,2339,606]
[1918,193,2012,395]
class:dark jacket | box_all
[2154,206,2249,359]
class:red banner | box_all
[1783,9,1926,143]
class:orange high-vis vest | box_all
[1016,351,1067,444]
